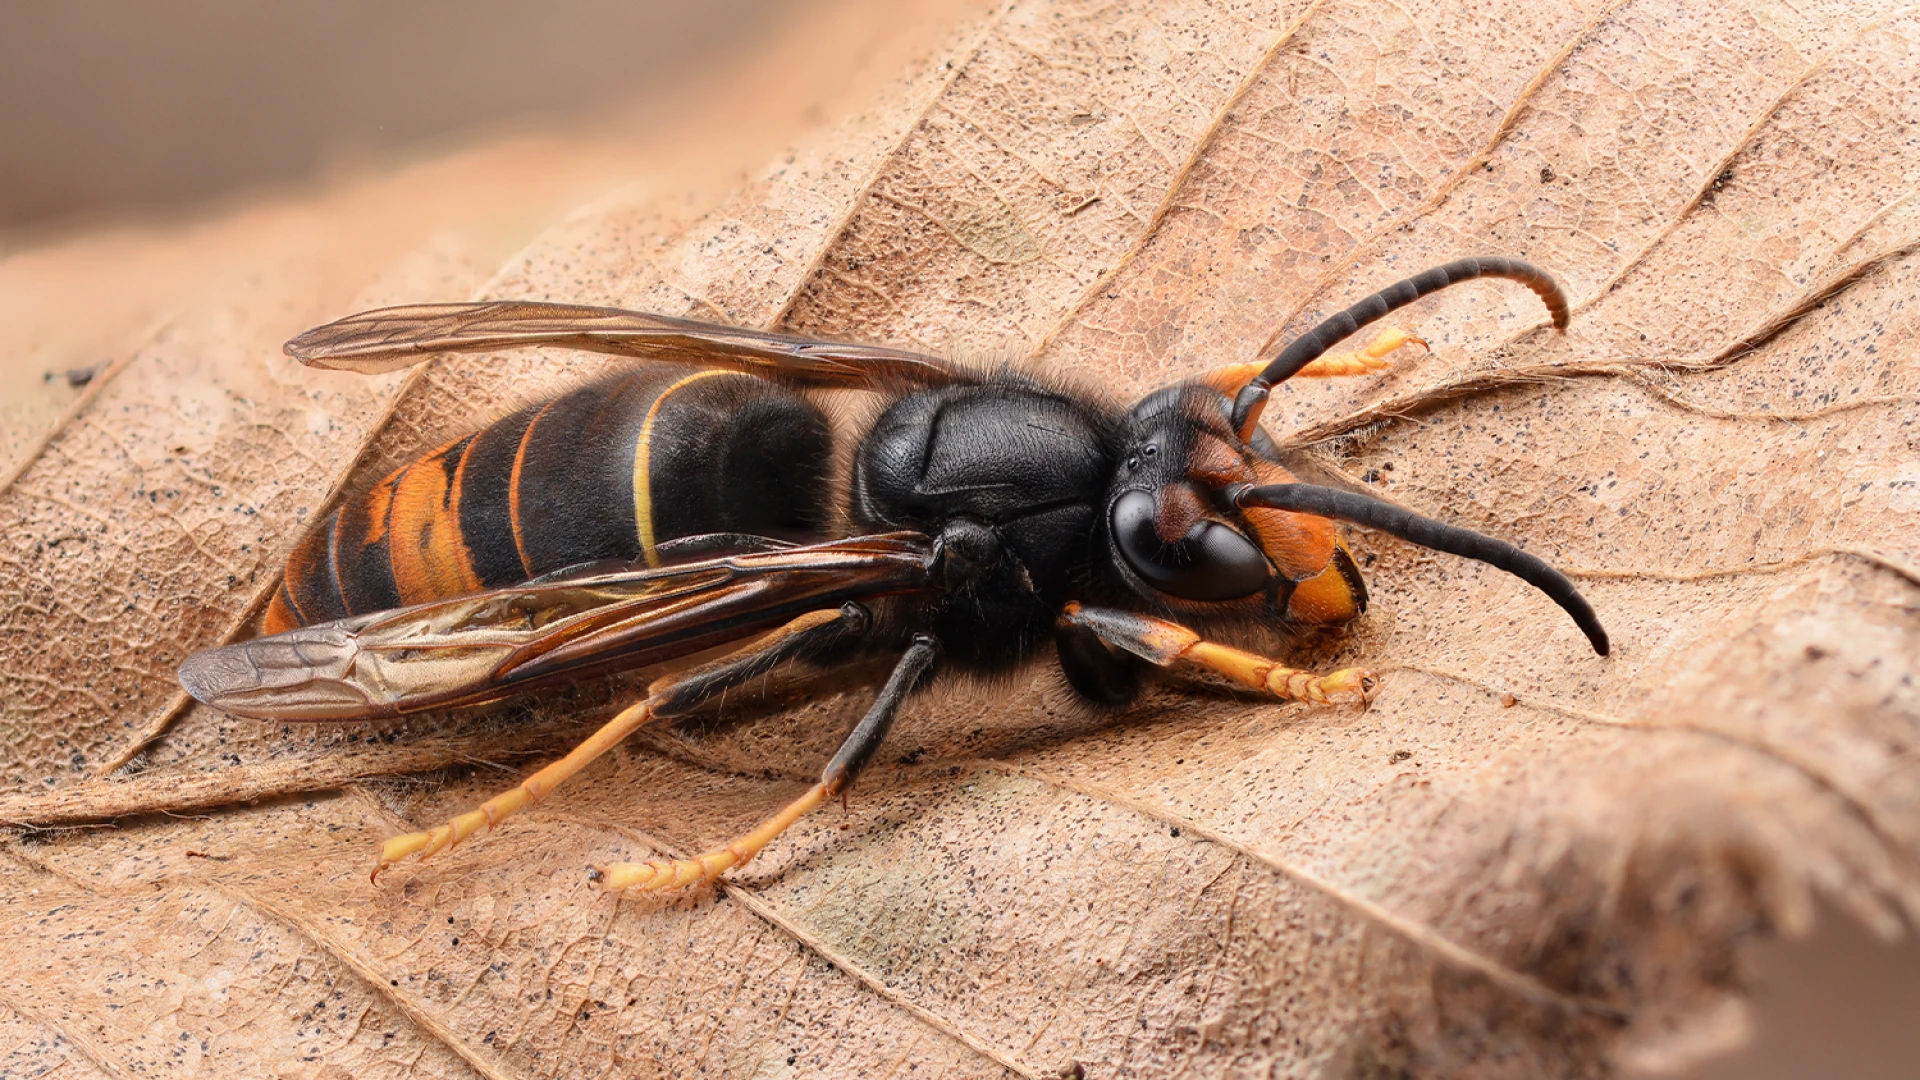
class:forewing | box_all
[283,301,975,388]
[178,534,934,721]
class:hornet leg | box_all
[1293,325,1427,377]
[372,603,870,881]
[593,634,937,891]
[1059,603,1373,704]
[1198,327,1427,395]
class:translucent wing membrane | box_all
[285,301,975,388]
[179,534,936,720]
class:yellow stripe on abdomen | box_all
[632,369,741,567]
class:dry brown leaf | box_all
[4,0,1918,1076]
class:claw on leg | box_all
[591,782,833,892]
[1196,326,1423,399]
[1059,603,1375,706]
[371,696,654,882]
[594,637,933,893]
[1293,326,1427,378]
[1181,640,1375,704]
[1196,361,1269,396]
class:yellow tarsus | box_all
[1294,326,1428,378]
[592,782,834,892]
[1181,641,1374,704]
[371,696,655,881]
[368,608,854,886]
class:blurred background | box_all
[2,0,801,237]
[0,0,980,470]
[1,3,1915,1076]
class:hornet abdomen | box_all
[266,369,833,631]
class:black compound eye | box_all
[1110,490,1271,601]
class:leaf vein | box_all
[554,810,1035,1078]
[1276,231,1920,449]
[1396,664,1920,915]
[977,761,1624,1018]
[1250,0,1635,360]
[208,881,523,1080]
[1031,0,1333,356]
[1574,5,1920,316]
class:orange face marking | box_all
[1242,505,1338,581]
[1179,434,1350,592]
[1228,459,1339,583]
[1284,541,1363,625]
[386,436,484,605]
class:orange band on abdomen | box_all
[387,435,484,604]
